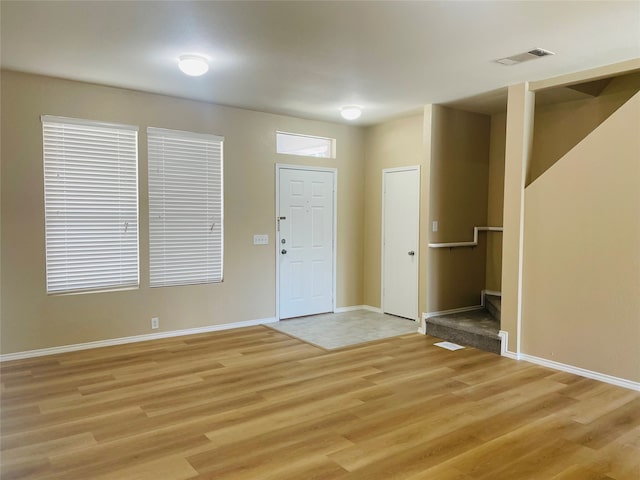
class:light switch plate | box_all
[432,221,438,232]
[253,234,269,245]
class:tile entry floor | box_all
[267,309,418,349]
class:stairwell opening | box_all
[425,99,507,353]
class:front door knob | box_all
[408,251,415,256]
[281,249,287,255]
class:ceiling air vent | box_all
[495,48,555,65]
[528,48,553,57]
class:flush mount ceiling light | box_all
[178,54,209,76]
[340,106,362,120]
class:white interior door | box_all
[278,167,335,319]
[382,167,419,320]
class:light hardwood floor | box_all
[1,327,638,479]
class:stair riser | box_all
[485,300,501,322]
[425,322,501,355]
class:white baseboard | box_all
[519,353,640,391]
[361,305,383,313]
[481,289,501,307]
[498,330,639,391]
[334,305,364,313]
[482,289,502,297]
[0,317,278,362]
[334,305,383,314]
[418,313,428,335]
[498,330,519,359]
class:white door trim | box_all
[275,164,337,321]
[381,165,420,321]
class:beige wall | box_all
[529,72,640,184]
[427,106,490,312]
[522,92,640,382]
[0,71,365,354]
[485,112,506,292]
[362,113,427,313]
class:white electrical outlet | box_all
[432,221,438,232]
[151,317,159,329]
[253,234,269,245]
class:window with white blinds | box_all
[147,127,224,287]
[42,116,139,294]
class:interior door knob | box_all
[408,250,415,256]
[281,249,287,255]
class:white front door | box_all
[382,167,419,320]
[278,167,335,319]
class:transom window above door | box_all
[276,131,336,158]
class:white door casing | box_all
[277,166,336,319]
[382,167,420,320]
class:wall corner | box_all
[501,82,534,354]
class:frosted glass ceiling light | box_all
[340,106,362,120]
[178,55,209,76]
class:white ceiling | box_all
[1,1,639,125]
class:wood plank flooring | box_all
[1,326,638,479]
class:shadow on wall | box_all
[529,71,640,185]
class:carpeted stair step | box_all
[485,294,501,322]
[425,309,501,354]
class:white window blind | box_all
[148,127,224,287]
[42,115,139,294]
